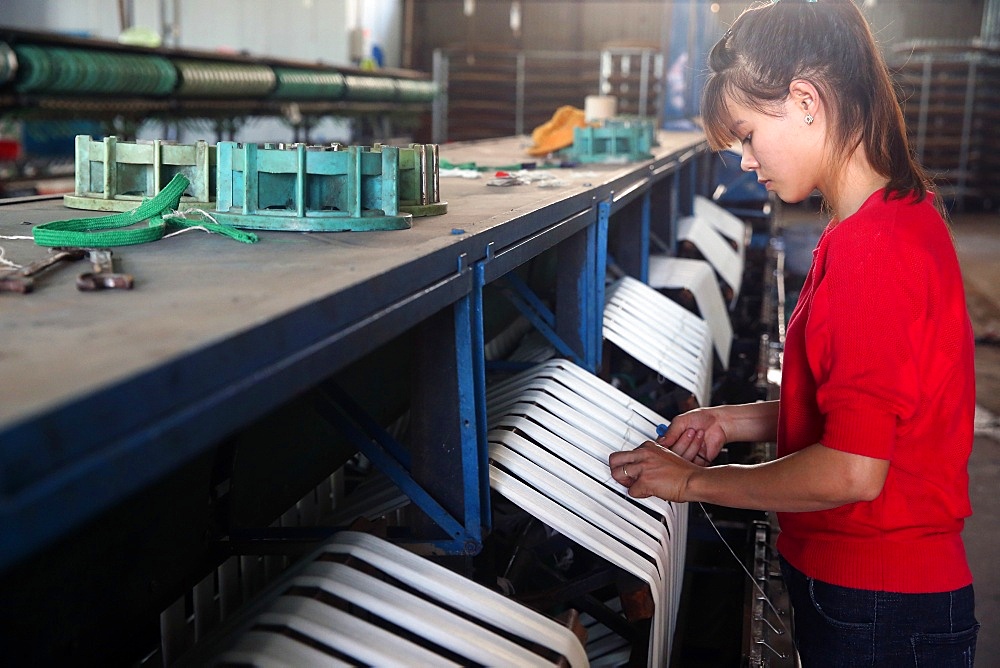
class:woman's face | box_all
[726,95,826,204]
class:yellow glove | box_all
[527,106,587,157]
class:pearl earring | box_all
[804,113,814,125]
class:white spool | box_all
[584,95,617,122]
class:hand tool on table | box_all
[0,247,87,294]
[76,248,134,291]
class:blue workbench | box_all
[0,130,708,571]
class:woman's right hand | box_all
[655,407,729,466]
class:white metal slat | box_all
[489,443,673,662]
[604,277,713,406]
[209,530,589,667]
[489,418,677,539]
[489,466,669,665]
[319,532,591,668]
[220,630,352,667]
[539,361,690,615]
[606,280,712,380]
[486,366,678,521]
[291,562,552,667]
[693,195,750,258]
[487,361,689,624]
[490,432,674,560]
[677,214,744,298]
[603,316,709,400]
[609,278,711,360]
[489,379,660,447]
[529,358,675,428]
[488,369,662,435]
[491,414,641,487]
[489,392,655,456]
[609,276,713,362]
[490,403,679,529]
[647,256,734,368]
[490,418,687,611]
[490,432,677,639]
[256,598,459,667]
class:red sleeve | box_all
[804,210,921,460]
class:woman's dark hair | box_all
[702,0,934,205]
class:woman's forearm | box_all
[715,400,780,444]
[684,443,889,512]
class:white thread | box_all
[161,208,223,238]
[163,207,222,224]
[697,501,796,643]
[0,235,34,240]
[164,225,211,239]
[0,245,23,270]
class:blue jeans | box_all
[780,557,980,667]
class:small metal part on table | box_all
[76,248,134,291]
[0,248,87,294]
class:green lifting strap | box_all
[33,173,258,247]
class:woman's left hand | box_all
[609,441,701,502]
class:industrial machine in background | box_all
[0,28,437,197]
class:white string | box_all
[0,235,34,240]
[697,501,796,643]
[164,225,211,238]
[161,208,222,239]
[163,207,221,224]
[0,245,23,270]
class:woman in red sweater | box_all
[609,0,979,664]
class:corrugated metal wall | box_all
[412,0,985,72]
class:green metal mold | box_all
[566,117,659,163]
[393,142,447,217]
[213,142,414,232]
[63,135,215,212]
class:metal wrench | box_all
[0,248,87,294]
[76,248,134,291]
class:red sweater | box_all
[775,190,975,593]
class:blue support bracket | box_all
[593,199,611,370]
[457,276,492,538]
[483,196,611,374]
[315,381,483,555]
[470,261,490,479]
[494,271,588,368]
[639,191,652,284]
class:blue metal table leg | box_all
[593,199,611,370]
[640,191,652,284]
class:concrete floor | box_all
[952,211,1000,667]
[777,205,1000,665]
